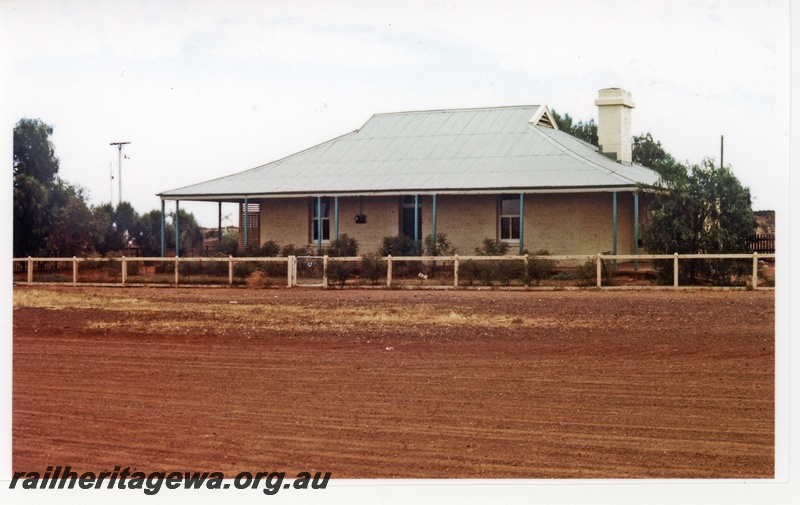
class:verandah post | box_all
[387,255,393,287]
[160,199,166,257]
[27,257,32,284]
[73,257,78,286]
[122,256,127,286]
[453,254,459,288]
[229,255,234,286]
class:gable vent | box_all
[529,105,558,130]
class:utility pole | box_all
[110,141,130,205]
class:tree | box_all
[550,109,598,146]
[632,133,685,181]
[14,118,100,257]
[173,209,204,256]
[642,159,756,285]
[46,182,102,256]
[13,118,59,183]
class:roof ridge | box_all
[372,104,540,117]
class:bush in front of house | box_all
[326,234,359,257]
[379,235,417,256]
[359,253,387,284]
[526,249,556,286]
[423,233,456,256]
[281,243,313,257]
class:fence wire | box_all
[13,253,775,290]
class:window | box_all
[311,197,330,242]
[499,195,520,241]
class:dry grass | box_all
[14,288,590,334]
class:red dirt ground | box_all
[13,286,774,479]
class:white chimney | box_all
[595,88,635,165]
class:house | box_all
[158,88,660,257]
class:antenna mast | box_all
[110,141,131,205]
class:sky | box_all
[1,0,790,229]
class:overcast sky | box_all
[2,0,790,227]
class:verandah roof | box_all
[158,104,660,201]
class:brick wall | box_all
[256,192,647,255]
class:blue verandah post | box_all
[160,199,165,257]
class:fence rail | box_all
[12,252,776,290]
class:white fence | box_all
[12,253,775,290]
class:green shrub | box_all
[423,233,455,256]
[281,244,313,257]
[325,260,355,287]
[327,234,359,257]
[475,238,510,256]
[234,261,257,278]
[379,235,416,256]
[360,253,387,284]
[126,261,140,276]
[526,250,556,286]
[458,259,481,286]
[259,240,281,257]
[575,258,614,286]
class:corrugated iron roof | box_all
[159,105,660,200]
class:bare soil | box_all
[12,286,774,478]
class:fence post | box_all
[596,253,602,288]
[122,256,127,286]
[287,256,293,288]
[28,256,33,284]
[673,253,679,288]
[387,255,393,288]
[323,255,329,289]
[174,257,179,286]
[453,254,459,288]
[752,252,759,290]
[73,257,78,286]
[229,256,234,286]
